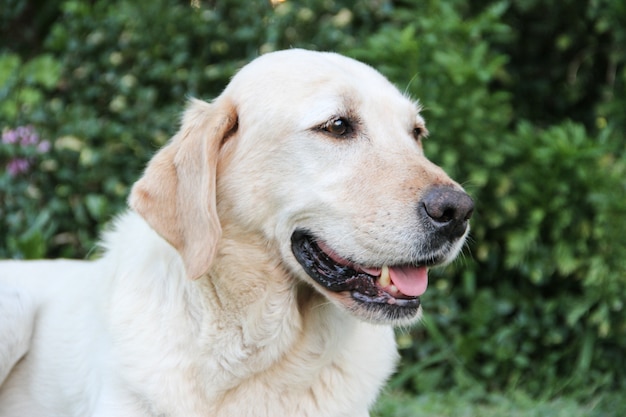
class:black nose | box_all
[420,186,474,239]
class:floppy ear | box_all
[129,97,237,279]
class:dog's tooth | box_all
[379,265,391,287]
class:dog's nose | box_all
[420,186,474,239]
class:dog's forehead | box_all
[234,49,388,84]
[226,49,421,126]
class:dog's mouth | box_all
[290,230,433,313]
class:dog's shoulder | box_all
[0,286,36,385]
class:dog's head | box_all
[130,49,473,326]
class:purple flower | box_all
[2,126,50,175]
[1,130,18,144]
[6,158,31,176]
[17,126,39,146]
[2,126,42,147]
[37,140,51,153]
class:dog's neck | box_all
[102,212,394,415]
[200,223,356,375]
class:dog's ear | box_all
[129,97,237,279]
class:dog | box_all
[0,49,473,417]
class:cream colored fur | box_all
[0,49,466,416]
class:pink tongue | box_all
[316,241,429,297]
[389,266,429,297]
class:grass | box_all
[372,389,626,417]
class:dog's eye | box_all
[412,126,427,142]
[323,118,352,137]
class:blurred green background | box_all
[1,0,625,415]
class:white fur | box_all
[0,49,468,416]
[0,213,396,416]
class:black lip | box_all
[290,230,420,308]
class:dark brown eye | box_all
[324,118,352,137]
[413,125,429,142]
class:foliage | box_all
[0,0,389,257]
[372,389,626,417]
[0,125,53,258]
[468,0,626,133]
[402,120,626,397]
[347,0,626,398]
[1,0,625,402]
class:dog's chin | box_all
[321,290,423,326]
[290,230,443,325]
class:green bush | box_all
[468,0,626,132]
[400,120,626,397]
[1,0,389,257]
[1,0,625,401]
[347,0,626,397]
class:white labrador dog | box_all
[0,49,473,417]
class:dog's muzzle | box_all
[290,186,474,324]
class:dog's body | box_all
[0,50,473,416]
[0,214,395,416]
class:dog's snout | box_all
[420,186,474,238]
